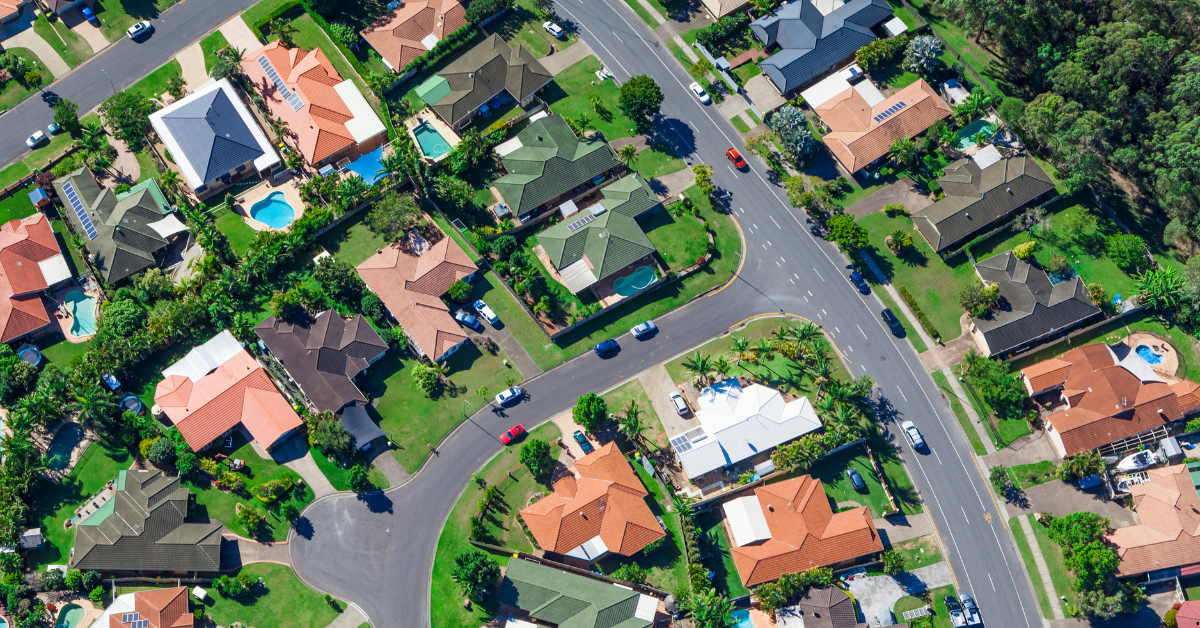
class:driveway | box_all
[218,14,261,55]
[219,533,291,570]
[364,447,409,487]
[637,364,693,441]
[1002,479,1139,526]
[538,39,594,75]
[470,309,541,378]
[175,42,208,92]
[846,562,954,626]
[266,433,337,498]
[98,134,139,189]
[61,7,110,54]
[2,16,70,77]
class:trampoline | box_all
[613,266,657,296]
[119,394,143,415]
[18,346,41,366]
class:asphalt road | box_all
[0,0,259,170]
[289,2,1046,627]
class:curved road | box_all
[289,1,1045,626]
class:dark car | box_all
[454,310,481,330]
[846,467,866,491]
[594,339,619,357]
[500,424,525,445]
[881,308,904,336]
[849,270,870,294]
[573,430,594,454]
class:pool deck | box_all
[48,283,101,344]
[236,173,306,232]
[39,595,100,628]
[1123,332,1180,379]
[403,109,460,163]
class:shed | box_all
[884,16,908,37]
[338,403,387,451]
[1161,437,1184,464]
[20,529,43,549]
[192,586,207,601]
[27,187,50,209]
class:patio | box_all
[235,173,306,232]
[590,259,665,308]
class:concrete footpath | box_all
[939,368,996,454]
[1016,514,1064,619]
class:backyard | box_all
[595,460,687,593]
[541,56,638,143]
[204,563,338,628]
[214,207,260,258]
[905,0,1010,95]
[642,208,709,271]
[36,333,92,370]
[696,510,751,599]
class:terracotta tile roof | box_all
[1021,358,1073,392]
[1177,600,1200,625]
[730,476,882,586]
[816,79,951,173]
[154,344,302,451]
[361,0,467,70]
[0,213,63,342]
[356,227,476,361]
[0,0,21,22]
[1107,464,1200,577]
[520,443,665,557]
[118,587,193,628]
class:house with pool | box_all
[240,41,388,169]
[149,78,281,201]
[52,171,187,285]
[360,0,467,72]
[0,212,71,344]
[416,34,552,129]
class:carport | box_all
[339,403,387,451]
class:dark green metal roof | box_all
[599,174,661,219]
[498,558,653,628]
[494,115,620,215]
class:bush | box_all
[883,203,908,217]
[447,279,471,302]
[236,505,262,536]
[147,438,177,465]
[81,571,101,591]
[904,35,944,75]
[897,285,941,340]
[855,33,910,70]
[695,13,749,47]
[348,464,370,492]
[572,393,608,433]
[519,438,554,477]
[610,563,648,585]
[365,190,421,241]
[41,569,65,591]
[411,362,440,396]
[89,586,103,604]
[1106,233,1146,272]
[465,0,513,24]
[882,549,906,575]
[451,550,500,600]
[826,214,868,254]
[1165,607,1179,627]
[139,436,161,458]
[959,282,999,318]
[1012,240,1038,259]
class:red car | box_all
[726,148,747,169]
[500,424,525,445]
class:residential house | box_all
[814,79,951,174]
[149,78,281,200]
[71,469,223,574]
[154,330,303,452]
[673,378,822,482]
[241,42,388,168]
[752,0,895,96]
[796,586,869,628]
[96,587,194,628]
[254,308,389,413]
[520,442,665,561]
[355,226,477,362]
[968,251,1102,358]
[913,147,1057,253]
[416,34,552,129]
[1105,463,1200,581]
[494,114,621,219]
[0,213,71,343]
[361,0,467,71]
[0,0,26,23]
[1173,601,1200,625]
[1021,343,1200,457]
[722,475,883,586]
[45,0,91,18]
[699,0,748,18]
[498,557,660,628]
[53,171,186,284]
[535,204,656,295]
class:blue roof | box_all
[27,187,48,204]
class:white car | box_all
[631,320,657,338]
[689,82,711,104]
[543,21,564,38]
[901,420,926,449]
[127,21,152,39]
[25,130,47,148]
[669,392,689,415]
[494,386,522,406]
[472,300,499,325]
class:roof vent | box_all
[1007,188,1013,194]
[767,504,774,512]
[965,213,971,219]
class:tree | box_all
[1013,239,1038,259]
[1047,252,1072,275]
[619,75,663,130]
[753,581,787,617]
[689,58,714,81]
[0,344,37,405]
[280,502,299,521]
[411,362,440,396]
[148,438,177,465]
[617,401,647,448]
[886,228,912,253]
[519,438,554,477]
[434,175,475,211]
[618,143,637,166]
[327,21,357,48]
[682,352,714,386]
[610,562,648,584]
[493,235,519,259]
[237,505,262,537]
[269,288,304,320]
[310,413,354,455]
[64,569,82,590]
[573,392,608,433]
[750,0,780,14]
[314,256,366,307]
[89,587,104,604]
[210,44,245,81]
[889,136,918,167]
[348,465,370,491]
[451,550,500,600]
[679,588,737,628]
[271,18,298,48]
[365,190,421,241]
[959,282,1000,317]
[882,549,906,575]
[989,464,1013,494]
[904,35,944,75]
[1105,234,1146,273]
[768,105,817,161]
[693,164,715,197]
[1135,268,1185,311]
[825,215,868,254]
[52,98,80,134]
[447,279,471,302]
[166,75,187,99]
[99,91,154,148]
[42,568,65,591]
[81,571,101,591]
[1057,451,1101,481]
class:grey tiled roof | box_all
[972,251,1102,356]
[753,0,893,94]
[498,558,653,628]
[432,34,552,127]
[494,115,620,215]
[913,153,1056,252]
[158,88,266,184]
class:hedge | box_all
[465,0,513,24]
[400,23,479,77]
[897,285,941,341]
[249,1,305,35]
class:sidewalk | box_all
[1016,514,1064,620]
[939,367,996,454]
[858,250,937,350]
[323,603,367,628]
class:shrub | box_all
[959,282,1000,318]
[147,438,177,465]
[411,362,440,396]
[897,285,940,340]
[882,549,906,575]
[1012,240,1038,259]
[519,438,554,477]
[81,571,101,591]
[573,393,608,433]
[641,534,668,556]
[89,586,103,604]
[1047,252,1071,275]
[447,279,471,302]
[139,436,161,458]
[348,464,370,491]
[236,505,262,536]
[883,203,908,217]
[610,563,648,585]
[695,13,749,47]
[904,35,944,75]
[855,33,910,70]
[365,190,421,241]
[41,568,65,591]
[1105,233,1146,272]
[826,214,868,254]
[1166,607,1179,627]
[465,0,513,24]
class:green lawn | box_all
[94,0,180,41]
[35,13,93,67]
[888,2,923,29]
[643,209,709,271]
[596,459,687,592]
[664,317,847,385]
[871,56,922,90]
[133,149,160,183]
[906,0,1008,94]
[318,210,392,267]
[730,115,750,133]
[541,56,639,142]
[1010,516,1054,618]
[0,189,38,224]
[125,58,184,103]
[0,49,52,112]
[1026,514,1077,611]
[214,207,260,258]
[469,271,561,371]
[205,563,337,628]
[680,23,759,61]
[805,445,897,517]
[201,29,232,74]
[870,432,922,515]
[697,510,751,598]
[0,132,75,190]
[732,62,762,84]
[894,584,955,628]
[430,421,561,628]
[1097,184,1187,273]
[309,446,391,491]
[931,370,985,455]
[37,334,92,370]
[1008,461,1057,491]
[890,535,943,571]
[744,109,761,126]
[1183,575,1200,601]
[28,441,132,571]
[630,143,686,180]
[601,379,665,451]
[488,0,578,58]
[955,364,1032,448]
[240,0,295,31]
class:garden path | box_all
[175,42,208,92]
[648,167,695,199]
[61,7,110,54]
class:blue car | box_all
[454,310,481,330]
[81,6,98,24]
[849,270,870,295]
[593,339,619,357]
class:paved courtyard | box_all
[846,562,954,626]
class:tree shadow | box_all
[356,491,393,514]
[291,516,314,540]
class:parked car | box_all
[960,594,982,625]
[726,148,747,169]
[689,82,711,104]
[1078,474,1104,490]
[573,430,593,454]
[473,300,499,325]
[849,270,870,294]
[846,467,865,491]
[454,310,481,330]
[494,386,522,406]
[499,424,525,445]
[81,6,98,24]
[543,21,565,38]
[901,420,926,450]
[127,20,152,39]
[631,320,657,339]
[669,391,689,415]
[946,596,967,627]
[881,308,904,336]
[594,339,619,357]
[25,130,46,148]
[46,122,60,135]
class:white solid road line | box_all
[770,215,781,228]
[814,268,825,281]
[857,324,867,339]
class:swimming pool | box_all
[1137,345,1164,365]
[613,266,657,296]
[413,121,451,159]
[54,603,84,628]
[64,290,98,336]
[249,191,296,229]
[45,423,83,471]
[955,119,997,150]
[730,609,752,628]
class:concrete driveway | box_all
[637,364,694,440]
[1002,479,1139,527]
[61,6,110,54]
[0,12,69,77]
[846,562,953,626]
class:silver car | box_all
[669,392,689,415]
[494,386,522,405]
[25,130,47,148]
[901,420,925,449]
[631,320,657,338]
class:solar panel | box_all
[669,434,693,453]
[286,93,304,111]
[63,182,98,240]
[682,426,707,444]
[566,213,597,232]
[258,55,304,111]
[872,100,908,123]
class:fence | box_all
[692,41,740,94]
[106,577,213,587]
[690,439,867,511]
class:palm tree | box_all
[970,130,989,148]
[73,382,116,431]
[889,136,917,168]
[850,374,876,399]
[618,401,648,449]
[731,335,750,363]
[961,348,988,378]
[713,356,732,381]
[752,338,775,364]
[807,355,834,389]
[682,352,714,387]
[939,126,959,149]
[618,144,637,166]
[270,18,298,48]
[376,150,406,182]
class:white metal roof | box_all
[334,81,388,144]
[162,330,244,382]
[148,214,189,238]
[494,136,524,156]
[559,258,599,293]
[37,255,71,287]
[800,74,854,109]
[853,79,887,107]
[560,199,581,217]
[943,78,971,105]
[723,495,772,546]
[884,16,908,37]
[970,144,1003,170]
[95,593,136,628]
[566,534,609,561]
[635,594,658,621]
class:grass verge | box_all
[931,370,985,455]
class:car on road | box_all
[688,82,711,104]
[594,339,619,357]
[473,300,498,325]
[726,147,747,169]
[631,320,657,339]
[25,130,46,148]
[849,270,870,294]
[543,21,565,38]
[494,386,522,406]
[946,595,967,627]
[81,6,98,24]
[901,420,926,450]
[960,594,982,625]
[127,20,152,39]
[846,467,865,491]
[881,308,904,336]
[669,391,689,415]
[499,424,525,445]
[573,430,593,454]
[454,310,481,330]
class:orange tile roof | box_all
[1021,358,1073,392]
[1107,464,1200,577]
[360,0,467,70]
[1177,601,1200,625]
[0,213,62,342]
[816,79,951,173]
[0,0,21,23]
[154,349,302,451]
[355,228,476,362]
[520,442,665,557]
[122,587,193,628]
[730,476,883,586]
[241,42,369,165]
